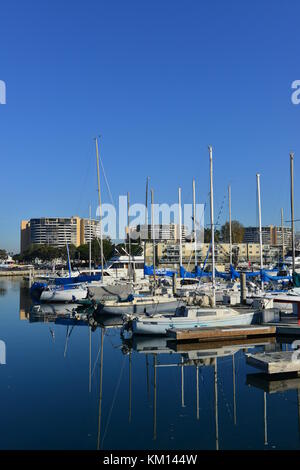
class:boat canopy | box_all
[144,265,176,277]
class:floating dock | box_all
[246,372,300,393]
[166,325,276,342]
[169,336,276,352]
[246,351,300,374]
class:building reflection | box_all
[19,285,32,320]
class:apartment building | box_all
[20,217,101,253]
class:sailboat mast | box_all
[209,146,216,307]
[127,192,132,281]
[281,207,285,262]
[256,173,264,290]
[178,187,183,269]
[228,185,232,266]
[89,204,92,273]
[290,152,295,273]
[95,137,104,279]
[151,189,156,286]
[144,177,149,276]
[65,239,71,278]
[193,179,197,269]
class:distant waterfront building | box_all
[243,225,292,248]
[20,217,100,253]
[80,218,101,245]
[145,241,282,270]
[128,223,188,242]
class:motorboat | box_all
[100,254,145,280]
[130,305,260,335]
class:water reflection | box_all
[121,334,277,449]
[0,287,7,297]
[9,282,300,449]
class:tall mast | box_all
[144,177,149,274]
[256,173,264,290]
[214,358,219,451]
[178,187,183,269]
[281,208,285,262]
[193,179,197,269]
[209,146,216,307]
[127,192,132,281]
[290,152,295,273]
[151,189,156,286]
[89,204,92,273]
[97,328,104,450]
[66,239,72,278]
[228,185,232,266]
[95,137,104,279]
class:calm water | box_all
[1,278,300,450]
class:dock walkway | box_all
[246,351,300,374]
[167,325,276,342]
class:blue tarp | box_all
[54,273,101,285]
[179,264,290,283]
[230,265,291,282]
[179,266,231,280]
[179,266,202,278]
[144,265,176,277]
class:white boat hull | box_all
[132,311,259,335]
[40,286,88,303]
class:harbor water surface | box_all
[1,278,300,450]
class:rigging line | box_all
[99,155,115,206]
[92,338,103,378]
[76,146,94,212]
[95,236,107,266]
[101,355,127,447]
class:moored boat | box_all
[39,284,88,303]
[98,295,184,315]
[131,306,260,335]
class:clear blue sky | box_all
[1,0,300,252]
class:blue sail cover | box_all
[230,265,291,282]
[54,273,101,286]
[144,265,176,277]
[179,266,201,278]
[179,266,231,280]
[261,271,292,282]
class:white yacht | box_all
[101,254,145,280]
[0,256,17,270]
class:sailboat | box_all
[128,147,261,335]
[38,283,88,302]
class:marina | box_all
[2,278,300,450]
[2,0,300,459]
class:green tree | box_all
[15,244,62,262]
[87,237,115,265]
[0,249,7,259]
[115,241,143,257]
[204,228,220,243]
[221,221,245,243]
[77,243,89,261]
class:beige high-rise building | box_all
[20,217,101,253]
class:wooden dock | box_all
[246,351,300,374]
[168,336,275,352]
[166,325,276,342]
[246,372,300,393]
